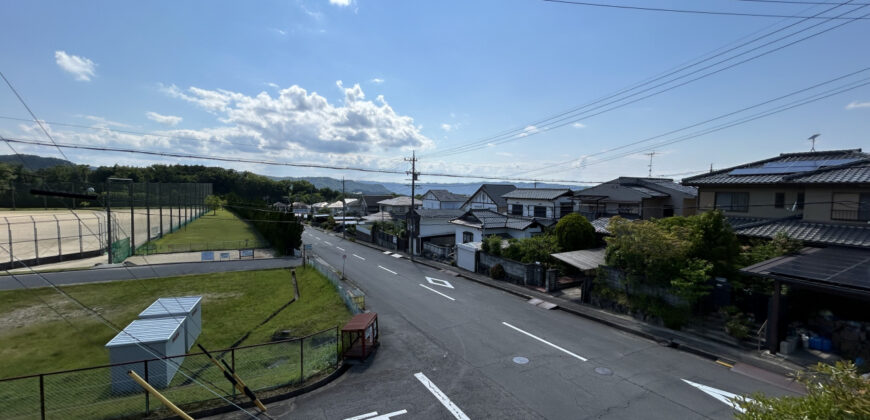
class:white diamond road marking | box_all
[682,379,751,414]
[414,372,470,420]
[391,253,403,258]
[419,284,456,301]
[426,276,454,289]
[344,410,408,420]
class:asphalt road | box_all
[0,257,299,290]
[215,228,796,420]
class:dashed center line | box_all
[419,284,456,301]
[324,241,333,246]
[353,254,366,260]
[502,322,588,362]
[378,265,397,275]
[337,247,345,251]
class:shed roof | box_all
[342,312,377,332]
[106,318,184,347]
[139,296,201,317]
[731,218,870,248]
[502,188,572,200]
[551,248,606,271]
[741,247,870,298]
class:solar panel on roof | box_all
[728,158,860,176]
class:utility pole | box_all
[644,151,657,177]
[342,176,346,241]
[405,151,419,259]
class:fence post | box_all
[5,217,12,266]
[300,337,304,382]
[231,348,236,397]
[31,216,38,265]
[336,326,340,365]
[145,182,151,244]
[129,183,135,254]
[54,215,62,261]
[39,374,45,420]
[78,217,83,257]
[144,360,150,415]
[158,183,163,238]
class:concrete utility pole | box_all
[405,151,419,259]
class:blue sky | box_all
[0,0,868,186]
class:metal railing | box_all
[756,319,768,352]
[307,254,365,315]
[0,327,339,420]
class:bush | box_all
[482,236,503,256]
[554,213,597,251]
[490,264,505,280]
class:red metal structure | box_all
[341,312,379,360]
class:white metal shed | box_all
[105,318,186,393]
[138,296,202,351]
[456,242,480,273]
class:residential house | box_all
[326,198,362,216]
[378,196,421,216]
[311,201,330,214]
[408,208,466,254]
[449,209,553,246]
[502,188,575,219]
[461,184,517,213]
[360,195,393,215]
[682,149,870,247]
[291,202,310,217]
[421,189,468,209]
[574,177,698,221]
[271,202,290,213]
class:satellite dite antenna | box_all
[808,134,820,151]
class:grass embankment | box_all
[0,266,351,378]
[145,208,265,252]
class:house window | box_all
[511,204,523,216]
[796,192,805,210]
[663,206,674,217]
[617,204,639,215]
[832,193,870,221]
[462,231,474,243]
[533,206,547,218]
[714,192,749,212]
[774,193,785,209]
[560,203,573,218]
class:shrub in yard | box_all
[490,263,505,280]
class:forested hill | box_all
[275,176,391,195]
[0,154,73,170]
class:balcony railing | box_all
[831,209,870,222]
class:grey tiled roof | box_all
[627,186,669,198]
[785,163,870,184]
[450,209,544,230]
[590,217,613,234]
[425,189,467,202]
[642,178,698,196]
[683,149,869,185]
[463,184,517,209]
[724,216,779,229]
[501,188,572,200]
[414,209,466,219]
[733,219,870,248]
[378,196,416,206]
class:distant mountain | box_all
[276,176,393,195]
[0,154,74,170]
[363,181,588,196]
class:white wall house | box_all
[378,196,422,215]
[421,189,468,209]
[449,209,548,246]
[460,184,517,213]
[502,189,575,219]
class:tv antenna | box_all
[808,134,820,151]
[644,151,656,177]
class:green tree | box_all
[735,361,870,419]
[204,194,222,215]
[554,213,596,251]
[502,234,559,265]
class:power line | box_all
[542,0,869,19]
[737,0,870,5]
[424,1,864,159]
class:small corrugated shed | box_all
[551,248,606,272]
[138,296,202,351]
[106,318,186,393]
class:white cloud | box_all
[845,101,870,110]
[440,123,453,132]
[146,111,183,126]
[162,81,432,154]
[79,115,132,128]
[329,0,352,6]
[572,122,586,128]
[518,125,538,138]
[370,78,384,84]
[266,82,280,89]
[54,51,96,81]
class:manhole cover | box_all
[594,367,613,376]
[513,356,529,365]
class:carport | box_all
[550,248,606,300]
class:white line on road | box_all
[502,322,588,362]
[391,253,402,258]
[324,241,333,246]
[353,254,366,260]
[414,372,470,420]
[337,247,345,251]
[344,412,378,420]
[378,265,397,275]
[382,251,392,254]
[419,284,456,301]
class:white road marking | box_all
[391,253,403,258]
[419,284,456,301]
[682,379,750,413]
[502,322,588,362]
[337,246,345,251]
[378,265,397,275]
[383,251,392,254]
[315,237,321,241]
[414,372,469,420]
[344,410,407,420]
[426,276,454,289]
[353,254,366,260]
[324,241,333,246]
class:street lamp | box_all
[106,177,133,264]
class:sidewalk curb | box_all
[308,227,804,383]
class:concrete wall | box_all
[477,252,545,287]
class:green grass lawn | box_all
[145,208,265,252]
[0,266,351,378]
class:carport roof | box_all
[741,247,870,298]
[551,248,606,271]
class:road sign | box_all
[303,243,313,250]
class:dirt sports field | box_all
[0,208,201,264]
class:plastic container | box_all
[820,337,832,352]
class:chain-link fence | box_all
[308,254,365,315]
[0,327,339,420]
[0,182,212,268]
